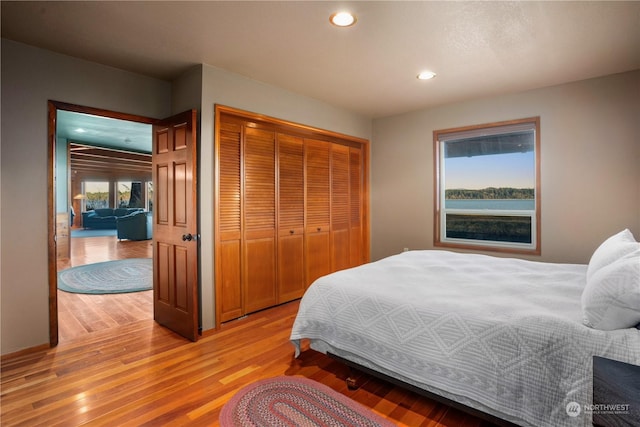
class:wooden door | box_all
[349,147,364,267]
[277,133,305,302]
[331,144,351,272]
[216,120,243,323]
[305,139,331,287]
[243,127,277,313]
[152,110,199,341]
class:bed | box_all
[290,230,640,427]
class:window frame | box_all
[433,117,541,255]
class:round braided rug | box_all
[220,375,395,427]
[57,258,152,294]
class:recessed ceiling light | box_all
[417,71,437,80]
[330,11,357,27]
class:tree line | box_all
[445,187,534,200]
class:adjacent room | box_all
[55,110,154,342]
[1,1,639,426]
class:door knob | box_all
[182,233,194,241]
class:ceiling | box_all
[2,1,640,121]
[69,142,152,177]
[57,110,152,153]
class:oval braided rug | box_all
[57,258,152,294]
[220,376,396,427]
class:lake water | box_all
[445,199,535,210]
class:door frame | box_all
[47,100,157,346]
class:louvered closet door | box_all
[331,144,351,272]
[243,127,277,313]
[349,147,364,267]
[305,139,331,287]
[217,121,243,322]
[277,134,305,303]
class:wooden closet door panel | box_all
[278,134,305,233]
[217,120,243,322]
[305,139,331,232]
[243,127,277,312]
[349,147,363,267]
[244,238,277,313]
[219,240,242,322]
[331,144,350,272]
[277,134,305,302]
[278,234,304,302]
[244,127,276,233]
[219,121,242,240]
[305,139,331,286]
[306,232,331,286]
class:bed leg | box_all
[346,368,360,390]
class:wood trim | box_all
[70,143,152,179]
[361,139,371,262]
[49,100,156,124]
[213,107,223,328]
[47,102,58,347]
[433,116,541,256]
[215,104,369,147]
[0,343,50,362]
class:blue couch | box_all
[116,211,153,241]
[82,208,144,229]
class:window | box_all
[83,181,109,210]
[146,181,153,212]
[118,181,145,208]
[117,181,132,208]
[434,117,540,254]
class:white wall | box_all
[371,70,640,264]
[1,39,172,355]
[197,64,372,331]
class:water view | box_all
[445,199,535,210]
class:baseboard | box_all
[1,343,51,361]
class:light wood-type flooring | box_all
[56,234,153,342]
[2,234,500,426]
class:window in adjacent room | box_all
[83,181,110,210]
[434,117,540,254]
[146,181,153,212]
[118,181,145,208]
[117,181,132,208]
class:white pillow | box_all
[587,229,638,281]
[581,250,640,330]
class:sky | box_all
[444,151,535,190]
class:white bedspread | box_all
[290,250,640,427]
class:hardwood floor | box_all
[2,234,500,426]
[56,234,153,342]
[1,300,499,427]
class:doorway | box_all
[49,102,201,345]
[48,101,157,345]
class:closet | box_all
[215,107,369,325]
